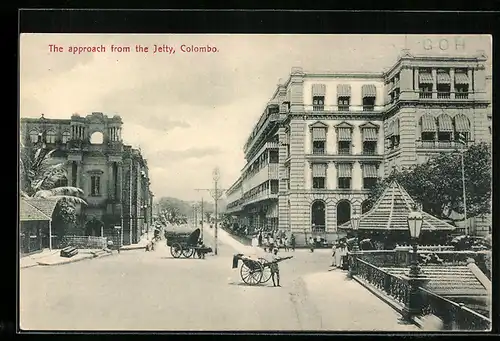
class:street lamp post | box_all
[402,207,428,321]
[348,211,361,277]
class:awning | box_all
[455,73,469,85]
[337,84,351,97]
[337,163,352,177]
[312,127,327,141]
[454,114,471,132]
[421,115,437,132]
[337,128,352,141]
[437,72,451,85]
[312,84,326,97]
[312,163,327,177]
[363,164,378,178]
[437,115,454,132]
[362,84,377,98]
[362,128,378,141]
[419,73,433,84]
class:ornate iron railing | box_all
[419,287,491,331]
[355,258,409,306]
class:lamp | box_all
[348,210,361,277]
[350,211,361,252]
[407,208,423,277]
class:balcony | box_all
[416,140,468,150]
[338,149,351,155]
[437,92,451,99]
[419,91,433,99]
[242,190,278,206]
[303,105,383,114]
[361,149,378,156]
[455,92,469,99]
[305,151,383,162]
[312,148,326,155]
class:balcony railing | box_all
[312,148,326,155]
[416,140,468,149]
[338,105,350,111]
[419,91,433,99]
[362,105,375,111]
[437,92,451,99]
[338,149,352,155]
[455,92,469,99]
[312,105,324,111]
[362,149,377,155]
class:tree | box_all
[366,142,491,220]
[20,146,87,232]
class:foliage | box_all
[366,142,491,220]
[20,146,87,232]
[157,196,218,224]
[52,200,77,236]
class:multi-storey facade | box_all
[225,49,491,245]
[20,112,154,245]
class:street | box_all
[20,227,418,331]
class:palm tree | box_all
[20,146,86,205]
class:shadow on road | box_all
[159,257,207,260]
[227,282,272,288]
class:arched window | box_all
[453,114,471,143]
[361,200,371,214]
[90,131,104,144]
[29,130,39,143]
[420,114,437,144]
[311,200,326,232]
[46,130,56,144]
[62,131,71,143]
[336,200,351,227]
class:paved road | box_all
[20,226,418,331]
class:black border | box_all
[11,8,500,338]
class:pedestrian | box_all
[331,242,337,267]
[282,236,288,252]
[263,235,269,252]
[258,231,263,247]
[309,237,315,253]
[290,233,296,251]
[269,248,282,287]
[268,234,275,252]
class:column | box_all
[468,68,473,92]
[108,162,114,200]
[431,69,437,99]
[450,68,455,99]
[414,68,419,91]
[117,162,123,203]
[67,161,73,186]
[76,161,82,189]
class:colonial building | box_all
[20,112,154,245]
[225,49,491,245]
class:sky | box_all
[20,34,492,201]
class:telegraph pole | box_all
[200,197,204,239]
[194,167,226,255]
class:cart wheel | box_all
[258,258,272,284]
[182,248,194,258]
[170,243,183,258]
[240,263,263,285]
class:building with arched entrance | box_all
[225,48,491,246]
[20,112,154,246]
